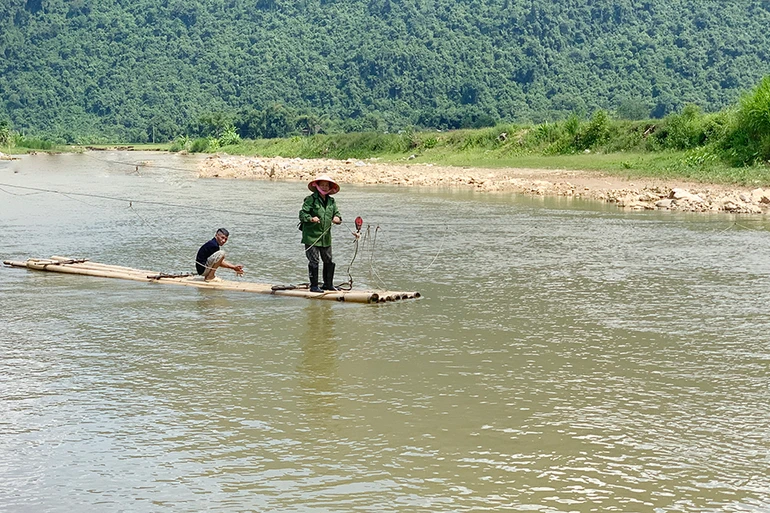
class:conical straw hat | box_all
[308,174,340,195]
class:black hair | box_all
[216,228,229,237]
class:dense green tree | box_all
[1,0,769,142]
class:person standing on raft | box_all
[299,174,342,293]
[195,228,244,281]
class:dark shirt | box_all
[195,238,220,275]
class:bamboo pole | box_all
[26,260,154,282]
[50,256,158,275]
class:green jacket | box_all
[299,191,341,247]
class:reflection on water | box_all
[2,152,770,511]
[298,303,340,422]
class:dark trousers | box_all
[305,245,333,267]
[305,245,333,287]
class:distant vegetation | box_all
[172,76,770,170]
[0,119,53,151]
[1,0,770,143]
[3,76,770,185]
[0,120,10,147]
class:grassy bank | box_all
[7,128,769,187]
[213,127,770,187]
[204,76,770,187]
[181,75,770,187]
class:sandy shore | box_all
[199,154,770,214]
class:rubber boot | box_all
[308,264,323,293]
[322,262,340,291]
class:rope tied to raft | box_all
[332,216,364,291]
[50,258,89,265]
[148,272,196,280]
[336,221,388,291]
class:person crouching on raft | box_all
[299,174,342,293]
[195,228,244,281]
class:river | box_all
[1,151,770,512]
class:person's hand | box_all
[234,265,244,276]
[332,216,341,225]
[311,216,320,223]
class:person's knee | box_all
[206,250,226,269]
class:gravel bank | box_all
[199,154,770,214]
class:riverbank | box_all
[199,154,770,214]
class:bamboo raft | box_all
[3,256,421,304]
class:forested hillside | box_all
[1,0,770,143]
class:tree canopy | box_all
[1,0,769,143]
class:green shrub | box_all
[458,124,515,150]
[15,136,53,150]
[189,137,211,152]
[663,104,706,150]
[701,111,731,143]
[218,125,241,146]
[534,121,561,143]
[422,136,438,149]
[601,120,648,152]
[543,111,611,154]
[738,75,770,139]
[169,135,191,152]
[715,75,770,165]
[578,109,611,149]
[564,113,581,138]
[0,120,10,146]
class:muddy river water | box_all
[1,152,769,512]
